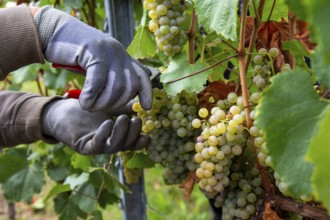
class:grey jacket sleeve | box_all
[0,4,44,80]
[0,91,60,147]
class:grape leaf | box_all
[102,171,130,193]
[303,1,330,63]
[160,52,211,96]
[194,0,238,41]
[127,25,156,59]
[284,0,307,20]
[90,210,103,220]
[0,148,28,182]
[312,49,330,89]
[63,172,89,189]
[45,184,71,202]
[12,65,39,84]
[255,70,328,197]
[282,40,311,71]
[306,105,330,211]
[250,0,288,21]
[71,153,92,172]
[54,193,87,220]
[2,162,45,203]
[126,152,155,169]
[72,184,97,214]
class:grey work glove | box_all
[41,98,150,155]
[34,6,152,112]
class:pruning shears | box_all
[52,63,84,99]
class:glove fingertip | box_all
[139,93,153,110]
[134,134,150,151]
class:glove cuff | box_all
[34,6,71,50]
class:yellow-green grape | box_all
[148,21,159,32]
[199,108,209,118]
[192,118,202,128]
[132,102,142,112]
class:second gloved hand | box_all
[41,98,149,155]
[34,6,152,112]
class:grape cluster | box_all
[133,88,200,184]
[190,91,266,219]
[118,151,142,184]
[214,164,264,220]
[252,47,293,89]
[143,0,189,56]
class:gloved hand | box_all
[34,6,152,112]
[41,98,149,155]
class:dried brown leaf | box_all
[179,172,199,200]
[197,81,236,110]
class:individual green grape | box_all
[269,47,280,57]
[156,4,168,15]
[258,48,267,54]
[253,55,263,65]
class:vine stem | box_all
[274,196,330,220]
[238,0,252,129]
[188,9,197,64]
[96,154,115,201]
[166,54,238,84]
[245,0,265,73]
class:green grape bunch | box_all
[143,0,190,56]
[133,88,201,184]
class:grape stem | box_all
[267,0,276,22]
[188,9,197,64]
[238,0,252,129]
[166,54,238,84]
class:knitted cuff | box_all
[33,6,71,50]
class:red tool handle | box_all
[52,63,85,73]
[52,63,85,99]
[64,89,81,99]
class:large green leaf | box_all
[45,184,71,202]
[71,153,92,172]
[255,70,328,197]
[312,49,330,89]
[2,162,45,202]
[72,184,97,214]
[285,0,307,20]
[54,193,87,220]
[127,25,157,59]
[282,40,311,72]
[194,0,238,41]
[303,0,330,63]
[126,152,155,169]
[306,106,330,211]
[160,52,211,96]
[0,148,28,183]
[64,172,89,189]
